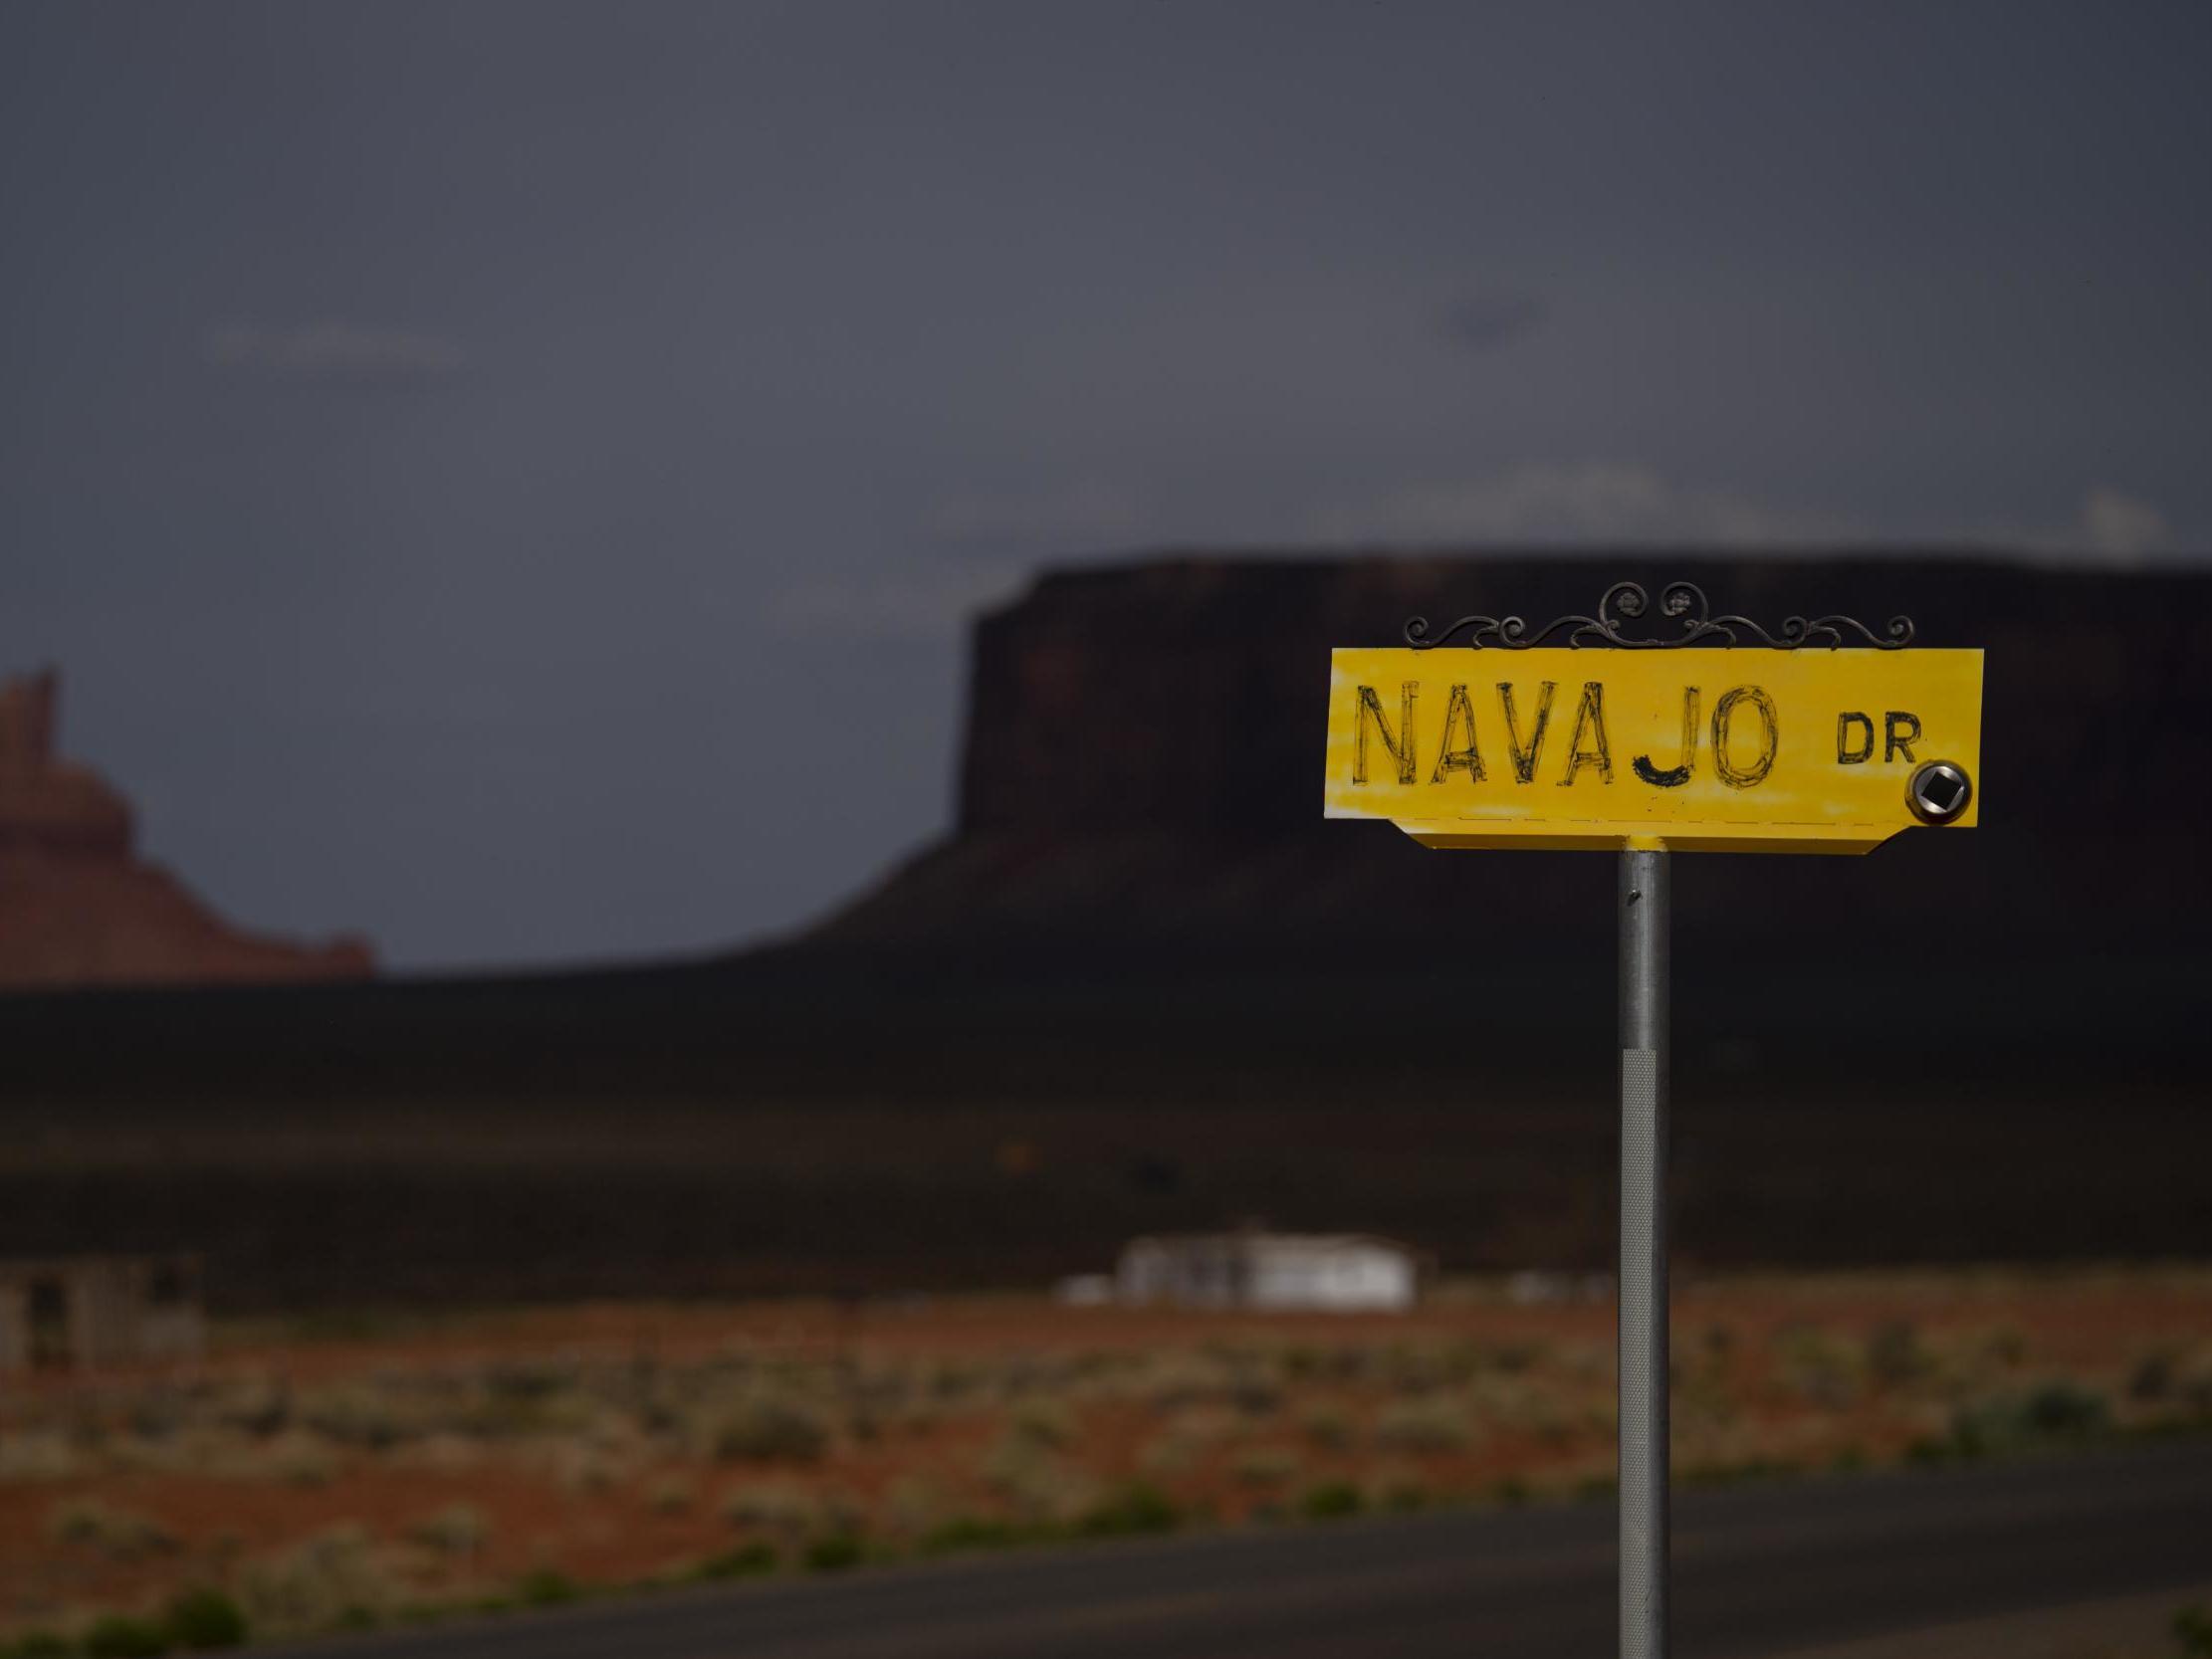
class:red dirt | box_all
[4,1270,2206,1638]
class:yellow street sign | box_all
[1323,646,1982,853]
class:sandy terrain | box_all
[3,1267,2208,1647]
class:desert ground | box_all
[4,1266,2210,1654]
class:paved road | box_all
[276,1445,2212,1659]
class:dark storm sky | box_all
[3,2,2207,971]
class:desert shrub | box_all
[1133,1354,1228,1411]
[1076,1483,1179,1538]
[980,1435,1095,1523]
[703,1396,829,1465]
[918,1517,1033,1556]
[484,1359,573,1402]
[1234,1381,1284,1417]
[1232,1447,1299,1489]
[1377,1477,1430,1514]
[127,1389,190,1442]
[1680,1456,1801,1489]
[1224,1372,1284,1417]
[1864,1322,1930,1388]
[1128,1349,1276,1416]
[522,1389,606,1440]
[1902,1435,1951,1467]
[1492,1341,1547,1374]
[261,1431,339,1488]
[1282,1345,1371,1384]
[2133,1347,2212,1418]
[547,1442,627,1494]
[397,1433,485,1477]
[1300,1405,1353,1451]
[1200,1346,1289,1415]
[1464,1373,1576,1444]
[691,1542,777,1581]
[408,1504,489,1559]
[298,1382,404,1450]
[44,1499,176,1560]
[2174,1604,2212,1658]
[874,1475,951,1541]
[163,1588,248,1651]
[925,1359,986,1403]
[1933,1381,2112,1462]
[211,1375,291,1438]
[450,1371,578,1440]
[1774,1328,1860,1409]
[803,1534,865,1572]
[516,1569,579,1607]
[1380,1341,1483,1394]
[2183,1354,2212,1419]
[1300,1480,1362,1521]
[1373,1397,1476,1454]
[2016,1381,2112,1439]
[2131,1348,2181,1402]
[0,1431,78,1482]
[646,1473,698,1514]
[1008,1400,1075,1450]
[240,1526,397,1636]
[1137,1410,1235,1479]
[81,1615,170,1658]
[720,1480,824,1540]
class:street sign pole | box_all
[1618,845,1669,1659]
[1324,580,1983,1659]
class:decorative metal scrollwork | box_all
[1403,581,1913,651]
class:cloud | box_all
[767,557,1032,643]
[1973,486,2179,563]
[923,478,1149,548]
[1314,468,2191,562]
[2072,487,2173,561]
[1310,462,1855,546]
[201,321,463,383]
[1438,290,1547,353]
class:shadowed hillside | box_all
[1,553,2205,1309]
[815,552,2206,965]
[0,669,373,988]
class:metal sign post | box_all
[1618,844,1667,1659]
[1322,581,1984,1659]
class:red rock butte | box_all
[0,669,373,990]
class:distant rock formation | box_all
[0,669,372,989]
[809,552,2212,967]
[3,558,2208,1307]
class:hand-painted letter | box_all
[1837,712,1875,764]
[1431,683,1485,784]
[1633,688,1701,787]
[1497,681,1556,785]
[1711,686,1779,789]
[1560,682,1614,785]
[1353,683,1419,785]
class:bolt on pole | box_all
[1618,846,1670,1659]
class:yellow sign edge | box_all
[1388,822,1900,856]
[1322,645,1983,857]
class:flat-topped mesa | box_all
[0,669,133,860]
[810,552,2212,962]
[0,668,373,990]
